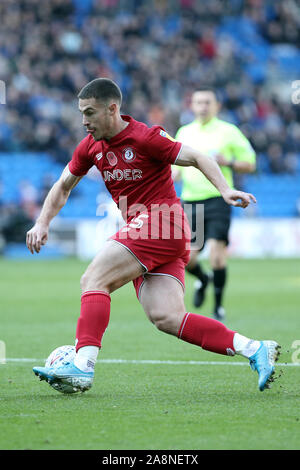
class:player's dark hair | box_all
[193,86,222,102]
[78,78,122,105]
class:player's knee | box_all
[150,310,181,336]
[80,272,90,292]
[210,246,226,269]
[80,270,110,294]
[211,256,225,270]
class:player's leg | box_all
[71,202,188,381]
[140,274,235,354]
[73,240,145,367]
[207,238,227,320]
[203,197,231,319]
[183,201,210,308]
[140,274,281,391]
[33,240,145,390]
[80,239,145,294]
[186,250,211,308]
[140,274,186,335]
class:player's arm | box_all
[26,166,83,254]
[172,128,184,181]
[176,144,256,208]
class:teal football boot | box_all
[249,341,281,391]
[33,362,94,393]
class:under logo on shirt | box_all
[122,147,136,163]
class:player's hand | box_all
[26,221,49,254]
[222,188,257,208]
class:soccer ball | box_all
[45,344,75,368]
[45,345,78,394]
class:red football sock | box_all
[75,291,111,352]
[178,313,236,356]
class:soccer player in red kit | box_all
[27,78,280,393]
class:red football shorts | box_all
[110,202,191,300]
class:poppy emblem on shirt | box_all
[106,151,118,166]
[122,147,136,163]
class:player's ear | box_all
[108,102,118,115]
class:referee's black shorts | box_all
[182,196,231,249]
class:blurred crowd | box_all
[0,0,300,176]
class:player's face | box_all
[79,98,114,141]
[191,91,220,123]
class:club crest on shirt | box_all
[106,151,118,166]
[122,147,136,163]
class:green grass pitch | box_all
[0,257,299,450]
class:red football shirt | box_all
[68,115,182,221]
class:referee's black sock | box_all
[213,267,227,310]
[187,262,208,284]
